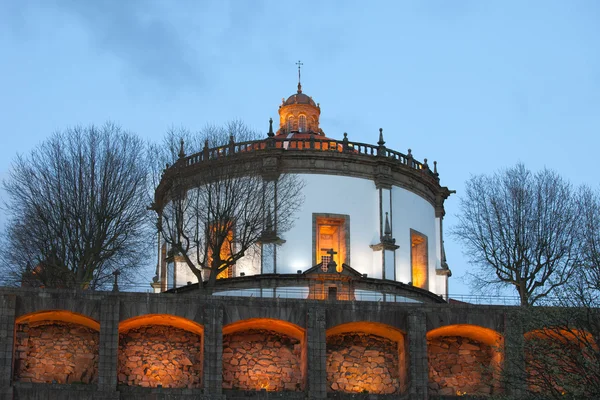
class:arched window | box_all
[287,117,294,132]
[298,115,306,132]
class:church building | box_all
[152,74,454,300]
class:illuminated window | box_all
[207,223,234,280]
[287,117,295,132]
[411,230,428,289]
[313,214,349,272]
[298,115,307,132]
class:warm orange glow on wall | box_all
[118,324,202,388]
[223,328,303,391]
[427,324,503,348]
[278,103,320,135]
[16,310,99,331]
[411,230,428,289]
[14,321,99,384]
[325,323,406,394]
[326,322,405,344]
[427,325,504,396]
[118,314,204,336]
[223,318,304,342]
[525,328,598,349]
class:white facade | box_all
[162,173,449,297]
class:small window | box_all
[411,230,428,289]
[298,115,306,132]
[287,117,294,132]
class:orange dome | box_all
[283,92,317,107]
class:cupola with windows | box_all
[277,83,323,136]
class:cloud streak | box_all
[55,0,200,89]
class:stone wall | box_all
[222,329,302,391]
[14,322,98,384]
[118,325,202,388]
[428,336,494,396]
[326,333,400,394]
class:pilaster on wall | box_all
[204,305,224,396]
[503,311,526,397]
[0,294,15,390]
[307,307,327,399]
[97,297,119,392]
[408,311,428,399]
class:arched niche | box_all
[222,318,306,392]
[524,328,597,396]
[325,322,407,394]
[14,310,100,384]
[427,324,504,396]
[118,314,204,388]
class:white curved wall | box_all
[166,173,447,297]
[277,174,379,276]
[391,187,440,293]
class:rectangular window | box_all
[313,214,350,272]
[411,230,428,289]
[207,222,234,280]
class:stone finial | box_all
[384,212,392,236]
[112,269,120,292]
[377,128,386,156]
[178,138,185,159]
[229,134,235,154]
[423,158,429,169]
[434,161,439,176]
[203,139,209,161]
[268,118,274,137]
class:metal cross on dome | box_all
[296,60,303,84]
[296,60,303,93]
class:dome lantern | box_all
[277,61,322,136]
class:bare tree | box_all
[1,123,151,289]
[152,122,304,287]
[453,164,582,306]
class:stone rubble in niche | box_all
[118,325,202,388]
[14,322,99,384]
[326,332,400,394]
[222,329,303,391]
[428,336,495,396]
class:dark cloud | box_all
[54,0,201,89]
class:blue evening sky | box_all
[1,1,598,295]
